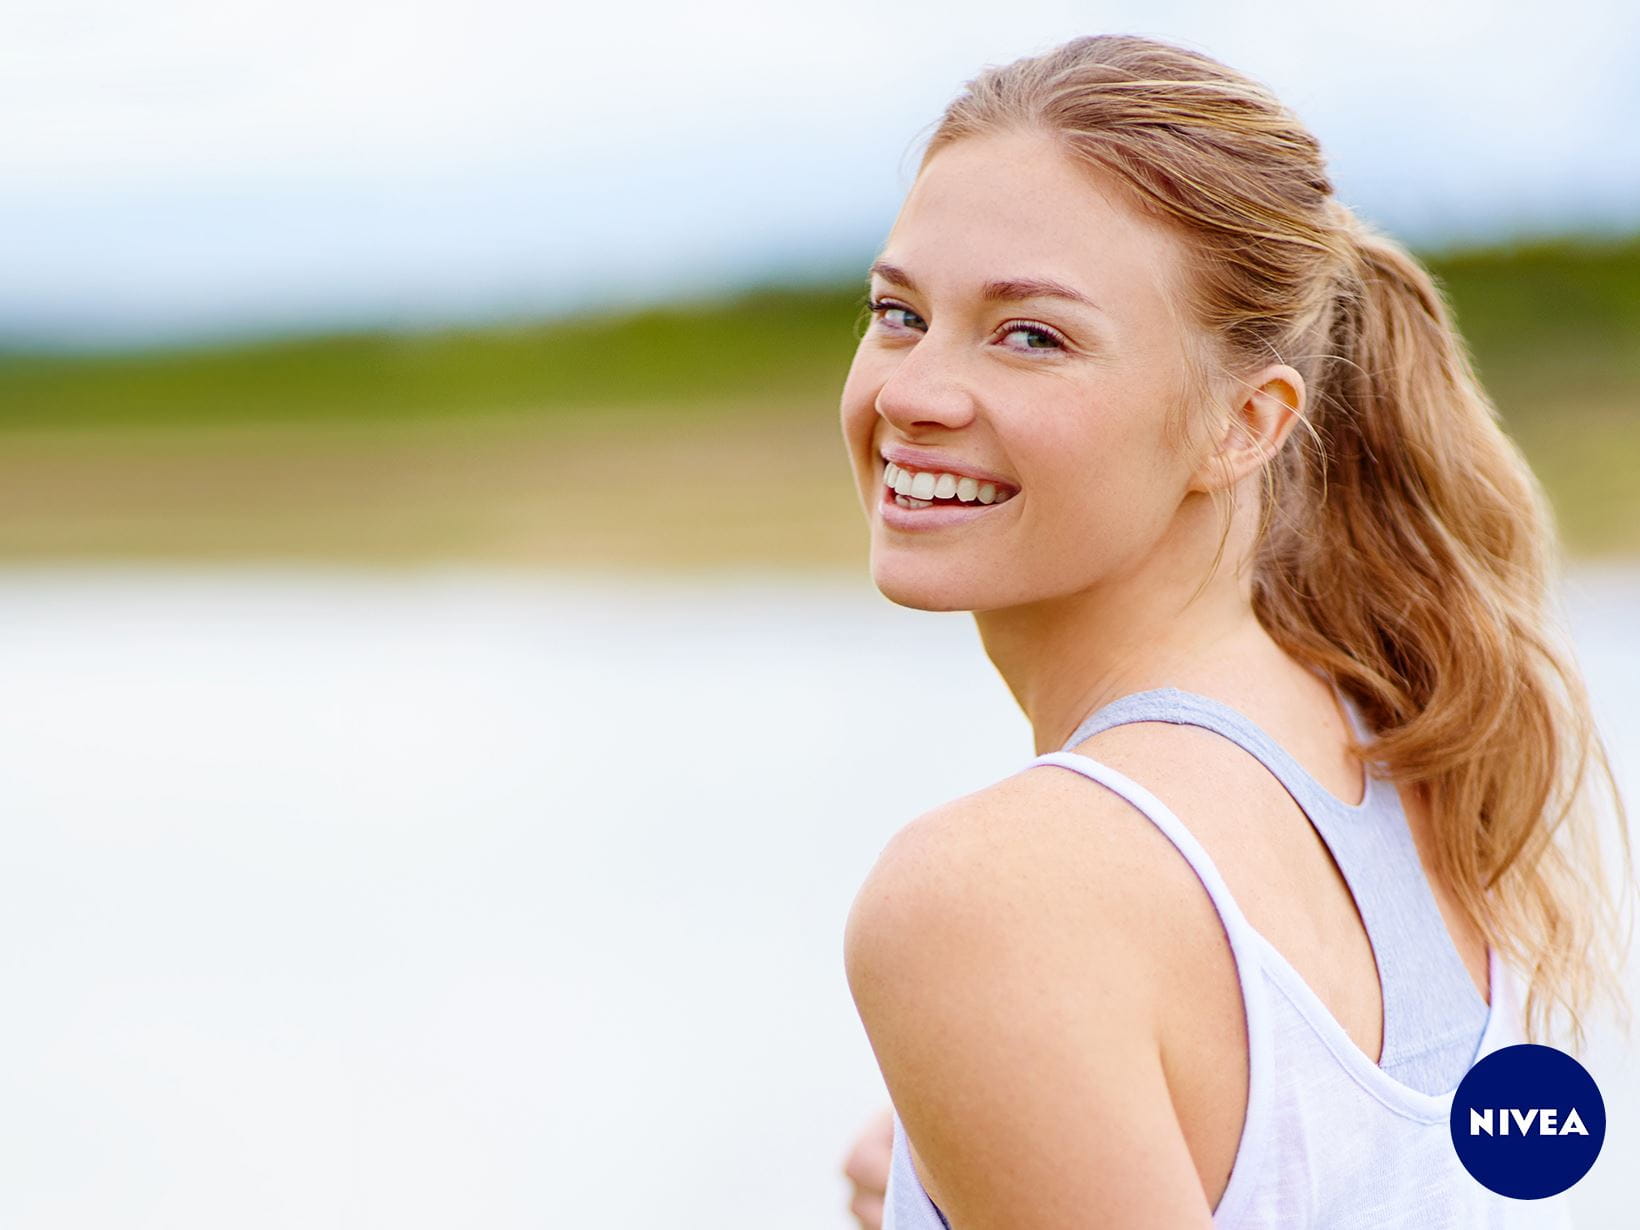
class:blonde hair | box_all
[917,34,1633,1050]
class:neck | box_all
[975,520,1287,757]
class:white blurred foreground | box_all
[1,564,1635,1228]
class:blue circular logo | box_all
[1450,1043,1605,1199]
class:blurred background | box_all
[3,1,1637,1226]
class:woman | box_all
[836,34,1630,1229]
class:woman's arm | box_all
[844,776,1217,1229]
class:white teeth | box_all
[895,495,935,508]
[881,458,1017,505]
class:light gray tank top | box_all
[878,682,1572,1228]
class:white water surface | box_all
[1,564,1634,1227]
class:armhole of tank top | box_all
[886,1111,952,1230]
[1028,750,1275,1224]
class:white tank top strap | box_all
[1026,748,1279,1225]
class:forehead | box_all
[879,130,1186,331]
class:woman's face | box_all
[838,128,1217,613]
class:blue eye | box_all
[866,299,925,331]
[865,299,1068,355]
[998,322,1066,352]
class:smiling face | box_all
[839,128,1223,613]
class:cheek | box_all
[1025,408,1179,547]
[838,378,869,444]
[838,356,887,475]
[839,349,881,426]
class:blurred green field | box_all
[2,233,1636,567]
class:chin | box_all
[869,548,995,613]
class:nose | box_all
[872,332,979,433]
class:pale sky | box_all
[5,0,1638,347]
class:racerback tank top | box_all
[879,682,1575,1229]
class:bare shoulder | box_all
[844,741,1223,999]
[842,761,1219,1228]
[847,762,1145,897]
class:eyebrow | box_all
[867,260,1104,314]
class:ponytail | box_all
[1252,216,1634,1048]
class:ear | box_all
[1187,362,1305,494]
